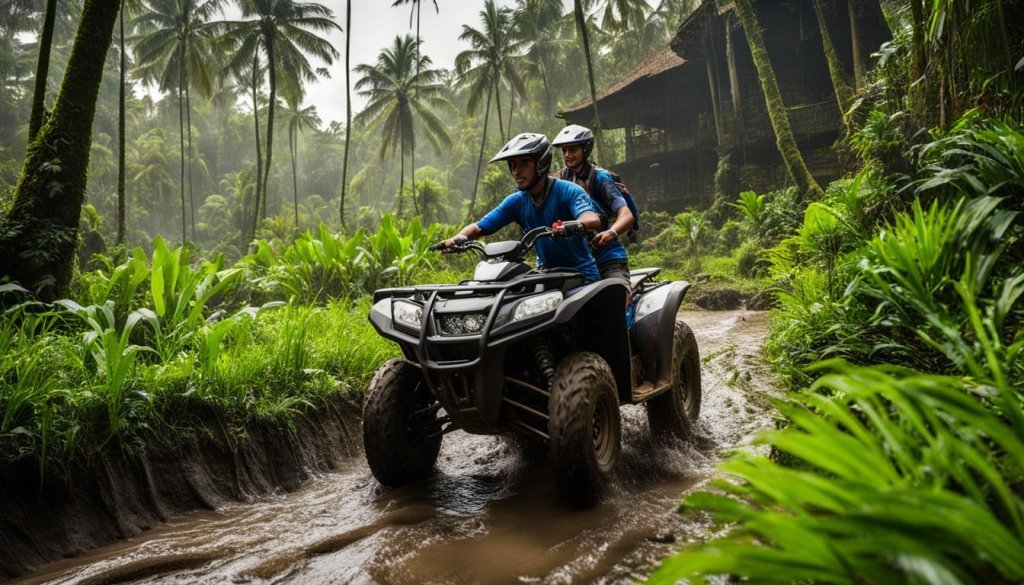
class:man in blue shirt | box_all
[552,124,634,286]
[441,133,602,282]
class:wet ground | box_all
[14,310,775,585]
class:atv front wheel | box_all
[548,352,621,506]
[646,321,702,441]
[363,359,442,486]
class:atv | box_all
[363,226,701,505]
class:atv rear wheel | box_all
[646,321,702,441]
[548,352,621,506]
[363,359,442,486]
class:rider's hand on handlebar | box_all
[591,229,619,248]
[551,220,585,238]
[436,234,469,253]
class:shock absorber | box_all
[532,336,556,387]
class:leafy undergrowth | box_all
[650,112,1024,583]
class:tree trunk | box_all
[339,0,351,229]
[262,38,277,223]
[249,54,263,247]
[507,87,514,137]
[734,0,823,199]
[813,0,855,130]
[847,0,866,89]
[28,0,59,142]
[178,65,187,244]
[466,82,494,224]
[573,0,603,163]
[398,116,405,218]
[494,77,505,142]
[117,0,126,246]
[411,1,420,217]
[185,79,196,242]
[291,124,298,227]
[0,0,121,299]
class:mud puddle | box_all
[13,310,775,585]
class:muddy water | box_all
[15,310,775,585]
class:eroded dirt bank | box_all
[0,397,362,581]
[9,310,775,585]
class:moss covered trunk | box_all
[734,0,824,200]
[27,0,59,142]
[0,0,121,299]
[813,0,855,130]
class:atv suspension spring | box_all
[533,337,556,387]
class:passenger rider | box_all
[552,124,633,286]
[441,133,603,282]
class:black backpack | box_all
[559,166,641,243]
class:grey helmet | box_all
[489,132,553,175]
[552,124,595,159]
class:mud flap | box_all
[629,281,691,386]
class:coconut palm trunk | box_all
[0,0,122,299]
[494,77,505,141]
[573,0,603,163]
[290,121,299,226]
[117,0,127,246]
[249,54,263,246]
[467,82,493,223]
[340,0,352,229]
[177,64,187,244]
[734,0,823,199]
[262,39,278,224]
[185,80,196,241]
[28,0,59,142]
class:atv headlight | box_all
[393,300,423,329]
[438,312,487,335]
[512,290,562,322]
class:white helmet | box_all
[489,133,553,175]
[551,124,595,159]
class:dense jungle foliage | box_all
[0,0,1022,583]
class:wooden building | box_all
[559,0,890,214]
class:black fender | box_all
[549,279,632,404]
[630,281,691,387]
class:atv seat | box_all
[628,267,661,291]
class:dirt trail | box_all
[13,310,774,585]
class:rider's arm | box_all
[591,174,633,247]
[577,210,602,232]
[592,206,633,248]
[444,223,482,248]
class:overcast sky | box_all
[297,0,568,126]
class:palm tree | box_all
[390,0,439,225]
[456,0,523,221]
[734,0,823,199]
[133,0,223,244]
[512,0,566,113]
[219,0,339,243]
[280,92,320,226]
[456,0,524,144]
[354,34,455,217]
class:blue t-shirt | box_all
[560,167,629,264]
[476,178,601,282]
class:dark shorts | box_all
[598,258,630,285]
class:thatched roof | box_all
[557,46,686,119]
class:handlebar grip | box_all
[428,241,446,251]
